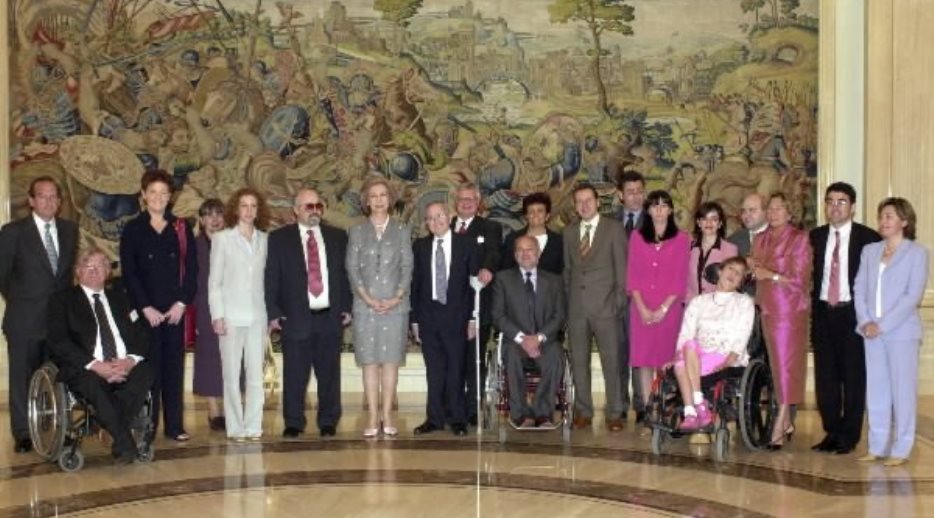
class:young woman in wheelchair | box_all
[669,256,755,431]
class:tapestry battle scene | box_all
[6,0,819,256]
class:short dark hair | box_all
[692,201,727,243]
[638,190,679,242]
[616,171,645,191]
[28,176,61,197]
[572,183,598,201]
[522,192,552,215]
[198,198,225,217]
[878,197,917,240]
[140,169,174,193]
[825,182,857,204]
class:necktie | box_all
[306,229,324,297]
[625,213,635,234]
[434,238,447,304]
[828,230,841,305]
[92,294,118,361]
[457,221,468,234]
[524,271,536,332]
[44,222,59,275]
[579,223,592,258]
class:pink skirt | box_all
[675,339,728,376]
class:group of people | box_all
[0,170,927,467]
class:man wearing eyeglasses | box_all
[266,188,352,439]
[0,176,78,453]
[808,182,880,455]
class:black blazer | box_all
[809,222,881,305]
[451,215,501,272]
[46,285,151,383]
[264,223,352,340]
[499,229,564,275]
[491,268,566,343]
[410,233,479,327]
[0,215,78,339]
[119,211,197,312]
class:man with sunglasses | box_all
[266,188,352,439]
[808,182,880,455]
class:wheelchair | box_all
[27,362,155,472]
[482,333,575,443]
[646,309,776,462]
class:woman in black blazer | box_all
[119,170,197,442]
[499,192,564,275]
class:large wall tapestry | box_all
[6,0,819,254]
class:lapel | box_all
[54,218,74,278]
[71,288,100,353]
[885,241,912,273]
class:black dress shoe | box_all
[635,410,647,425]
[833,443,855,455]
[413,422,441,435]
[114,450,136,466]
[451,423,468,436]
[282,427,303,438]
[811,436,837,452]
[467,415,478,427]
[14,438,32,454]
[320,425,337,437]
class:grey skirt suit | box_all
[346,219,414,365]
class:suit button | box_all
[652,262,658,267]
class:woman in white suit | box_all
[854,197,929,466]
[208,188,270,441]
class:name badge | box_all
[477,236,485,244]
[129,310,139,323]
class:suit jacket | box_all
[499,228,564,275]
[264,223,352,340]
[854,240,929,341]
[752,224,812,315]
[208,227,268,327]
[451,215,501,272]
[562,215,628,320]
[46,285,151,383]
[613,208,644,238]
[119,211,198,312]
[491,268,566,344]
[0,215,78,339]
[809,222,881,306]
[410,233,479,328]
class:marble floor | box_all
[1,394,934,518]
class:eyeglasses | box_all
[302,202,325,212]
[825,199,850,207]
[80,263,109,272]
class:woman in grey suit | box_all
[346,177,414,437]
[208,188,270,442]
[854,197,929,466]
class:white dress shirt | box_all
[820,221,852,302]
[579,215,600,246]
[455,216,474,233]
[513,267,545,344]
[430,230,452,302]
[81,286,141,367]
[32,212,59,254]
[299,223,331,309]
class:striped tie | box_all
[579,223,592,258]
[44,222,59,275]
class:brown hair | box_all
[140,170,174,193]
[28,176,61,197]
[878,197,917,240]
[224,187,270,231]
[359,176,397,216]
[768,191,801,227]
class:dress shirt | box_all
[455,216,475,233]
[298,223,331,309]
[820,220,852,302]
[80,285,141,367]
[675,291,754,367]
[578,215,600,246]
[32,212,59,254]
[513,268,545,344]
[430,230,453,302]
[534,233,548,253]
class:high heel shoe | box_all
[765,425,795,451]
[362,427,380,438]
[381,423,399,437]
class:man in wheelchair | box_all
[669,256,755,431]
[46,248,154,464]
[491,236,566,428]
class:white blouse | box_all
[875,263,886,319]
[676,291,755,366]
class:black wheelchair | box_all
[646,308,776,462]
[28,362,155,472]
[482,333,575,443]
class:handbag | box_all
[174,218,197,351]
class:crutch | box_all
[470,275,484,435]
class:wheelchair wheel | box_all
[739,358,777,450]
[713,427,730,462]
[560,351,574,443]
[58,449,84,472]
[650,427,666,455]
[482,348,501,435]
[28,363,69,461]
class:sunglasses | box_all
[302,202,325,211]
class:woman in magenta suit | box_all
[750,192,812,448]
[628,190,691,406]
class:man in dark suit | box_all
[492,235,566,427]
[46,248,153,464]
[450,183,500,426]
[727,192,768,293]
[0,176,78,453]
[266,188,352,438]
[809,182,881,455]
[412,202,479,436]
[613,170,645,423]
[563,184,628,432]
